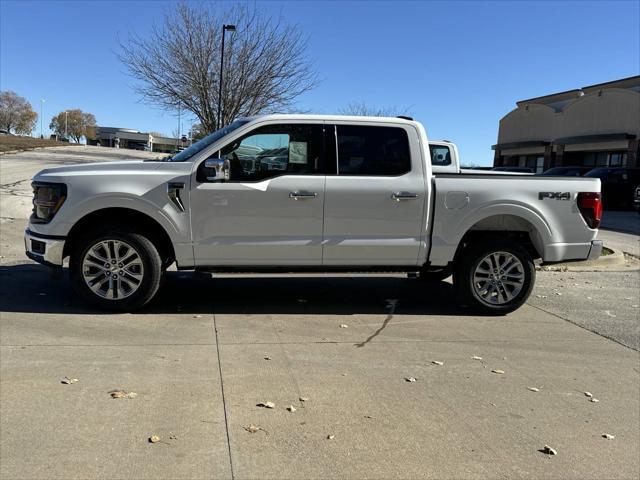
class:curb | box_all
[538,246,635,272]
[0,145,79,156]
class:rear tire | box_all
[453,238,535,315]
[69,229,163,311]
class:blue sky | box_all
[1,0,638,165]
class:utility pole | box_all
[65,111,68,139]
[217,24,236,130]
[40,99,45,138]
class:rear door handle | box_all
[392,192,419,201]
[289,191,318,200]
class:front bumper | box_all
[587,240,603,261]
[24,229,65,267]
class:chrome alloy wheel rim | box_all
[81,240,144,300]
[472,251,524,305]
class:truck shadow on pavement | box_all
[0,264,470,317]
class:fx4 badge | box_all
[539,192,571,200]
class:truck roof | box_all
[242,114,419,125]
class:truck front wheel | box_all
[69,230,163,311]
[454,239,535,315]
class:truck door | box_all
[190,123,327,266]
[322,123,426,266]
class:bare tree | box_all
[49,109,96,143]
[0,91,38,134]
[119,2,318,134]
[339,101,411,117]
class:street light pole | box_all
[65,111,68,139]
[217,24,236,131]
[40,99,45,138]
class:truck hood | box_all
[34,160,163,180]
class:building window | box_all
[535,156,545,174]
[608,152,627,167]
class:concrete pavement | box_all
[1,147,639,479]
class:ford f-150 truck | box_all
[25,115,603,313]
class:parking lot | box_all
[1,146,639,479]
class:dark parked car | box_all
[491,166,534,173]
[541,166,592,177]
[633,184,640,213]
[585,168,640,209]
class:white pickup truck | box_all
[25,115,603,313]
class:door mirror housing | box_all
[202,158,230,182]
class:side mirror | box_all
[203,158,230,182]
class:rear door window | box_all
[429,145,452,166]
[336,125,411,176]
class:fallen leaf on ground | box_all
[604,311,617,318]
[339,324,348,328]
[264,356,271,360]
[149,435,161,443]
[541,445,557,455]
[472,355,483,361]
[528,387,540,392]
[327,435,335,440]
[286,405,297,412]
[584,391,593,397]
[193,315,203,318]
[491,369,505,374]
[602,433,615,440]
[431,361,444,366]
[405,377,417,382]
[554,292,562,296]
[590,398,600,403]
[299,396,309,402]
[109,390,137,399]
[169,435,177,440]
[244,424,261,433]
[256,401,275,409]
[61,377,78,384]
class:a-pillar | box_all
[554,144,565,167]
[627,139,639,167]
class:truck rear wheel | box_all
[69,230,163,311]
[454,238,535,315]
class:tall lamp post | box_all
[40,99,45,138]
[64,110,68,139]
[216,24,236,131]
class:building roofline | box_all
[515,75,640,107]
[581,75,640,92]
[516,89,583,106]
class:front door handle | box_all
[392,192,419,201]
[289,191,318,200]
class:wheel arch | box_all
[453,213,547,263]
[63,207,176,265]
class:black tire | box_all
[69,229,163,311]
[453,238,535,315]
[418,267,452,282]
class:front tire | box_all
[70,230,163,311]
[454,238,535,315]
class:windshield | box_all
[585,168,610,178]
[167,119,251,162]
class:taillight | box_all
[577,192,602,229]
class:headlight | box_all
[31,182,67,223]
